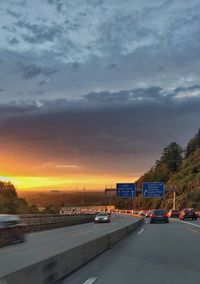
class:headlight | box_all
[104,217,108,220]
[95,217,98,221]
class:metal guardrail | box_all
[19,214,96,233]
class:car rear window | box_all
[153,210,166,214]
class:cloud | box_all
[16,63,57,80]
[15,20,61,44]
[46,0,63,12]
[9,37,19,45]
[1,0,200,101]
[1,0,200,177]
[38,80,48,87]
[6,9,22,19]
[0,86,199,176]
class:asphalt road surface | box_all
[0,214,138,278]
[63,217,200,284]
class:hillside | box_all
[167,147,200,209]
[135,129,200,210]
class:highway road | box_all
[63,217,200,284]
[0,214,139,278]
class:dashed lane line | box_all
[186,227,199,234]
[83,277,97,284]
[137,228,145,235]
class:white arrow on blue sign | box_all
[116,183,136,198]
[142,182,164,198]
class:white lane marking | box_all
[83,277,97,284]
[171,218,200,229]
[186,227,199,234]
[137,228,144,235]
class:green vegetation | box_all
[0,182,39,214]
[116,129,200,210]
[137,142,183,186]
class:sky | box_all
[0,0,200,191]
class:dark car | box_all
[0,215,26,247]
[95,212,111,223]
[168,209,180,218]
[179,208,197,221]
[150,209,169,223]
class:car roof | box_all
[0,214,20,221]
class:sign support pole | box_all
[173,191,176,210]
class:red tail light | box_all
[163,214,168,217]
[151,214,156,217]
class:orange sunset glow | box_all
[0,144,138,191]
[5,175,137,191]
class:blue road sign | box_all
[142,182,164,198]
[116,183,136,198]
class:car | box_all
[168,209,180,218]
[145,210,153,218]
[150,209,169,223]
[0,215,27,247]
[139,210,146,216]
[179,208,197,221]
[196,211,200,218]
[94,212,111,223]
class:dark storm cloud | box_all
[174,85,200,94]
[0,101,37,116]
[0,86,199,174]
[84,90,131,103]
[84,87,168,104]
[16,63,57,80]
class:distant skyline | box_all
[1,0,200,190]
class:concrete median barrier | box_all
[20,214,96,233]
[0,217,144,284]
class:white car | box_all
[95,212,111,223]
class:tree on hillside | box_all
[0,181,16,192]
[160,142,183,173]
[137,142,183,186]
[185,129,200,158]
[0,180,32,214]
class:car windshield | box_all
[97,213,107,217]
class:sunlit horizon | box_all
[0,174,138,192]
